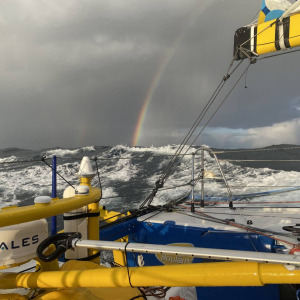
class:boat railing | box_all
[189,145,300,211]
[190,146,233,211]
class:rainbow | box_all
[131,55,170,147]
[131,2,203,147]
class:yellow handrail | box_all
[0,187,101,228]
[1,261,300,289]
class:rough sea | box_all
[0,144,300,228]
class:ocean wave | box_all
[0,144,299,210]
[0,156,19,163]
[109,144,197,156]
[44,146,96,158]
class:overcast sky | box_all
[0,0,299,150]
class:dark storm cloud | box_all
[0,0,298,149]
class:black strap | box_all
[36,232,81,262]
[63,212,100,220]
[125,242,134,288]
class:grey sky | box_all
[0,0,299,149]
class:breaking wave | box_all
[0,144,299,211]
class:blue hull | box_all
[100,216,281,300]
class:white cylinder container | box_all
[0,219,48,268]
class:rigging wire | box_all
[244,67,249,88]
[0,158,49,165]
[248,9,260,25]
[160,59,242,179]
[41,157,75,189]
[139,38,299,208]
[94,157,103,195]
[173,62,252,176]
[139,58,246,208]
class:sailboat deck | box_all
[137,205,300,245]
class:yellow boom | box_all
[234,13,300,60]
[1,261,300,289]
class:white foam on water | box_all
[100,187,118,206]
[45,149,80,157]
[102,159,138,182]
[0,145,299,211]
[0,156,18,163]
[81,146,96,152]
[111,144,196,156]
[0,161,82,208]
[45,146,96,158]
[0,164,52,208]
[0,198,20,208]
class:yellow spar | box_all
[234,11,300,60]
[1,261,300,289]
[0,187,101,228]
